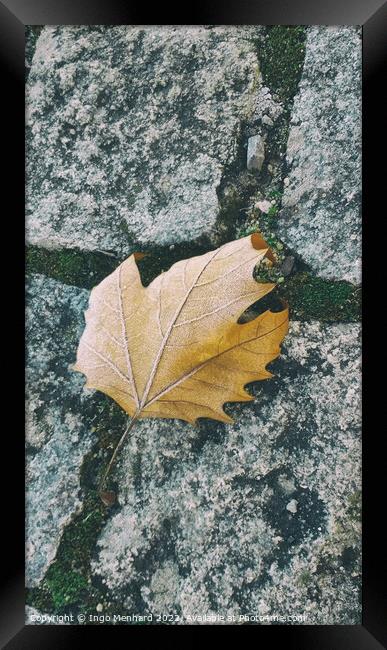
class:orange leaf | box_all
[74,233,288,425]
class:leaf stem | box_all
[99,414,138,496]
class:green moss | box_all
[241,185,360,323]
[260,27,306,104]
[26,240,217,290]
[45,565,88,609]
[27,241,360,333]
[267,204,279,219]
[238,224,259,239]
[247,28,306,199]
[26,246,120,289]
[237,225,360,323]
[279,272,361,322]
[55,498,104,566]
[251,261,360,323]
[30,489,107,613]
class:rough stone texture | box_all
[254,84,283,127]
[26,26,263,255]
[26,275,93,587]
[92,321,361,624]
[247,134,265,171]
[278,27,361,284]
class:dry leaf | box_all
[99,490,116,506]
[74,233,288,426]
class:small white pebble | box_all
[262,115,274,127]
[286,499,298,514]
[96,603,103,612]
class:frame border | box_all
[1,0,386,646]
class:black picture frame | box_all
[1,0,385,646]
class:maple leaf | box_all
[73,233,288,500]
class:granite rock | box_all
[92,321,361,624]
[278,27,361,284]
[247,134,265,171]
[25,275,93,587]
[26,26,263,256]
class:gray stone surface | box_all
[26,26,263,255]
[247,134,265,171]
[278,27,361,284]
[92,321,361,624]
[26,275,93,587]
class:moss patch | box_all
[26,246,120,289]
[234,27,306,258]
[250,271,360,323]
[45,565,88,609]
[26,239,214,290]
[279,272,361,322]
[260,26,306,104]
